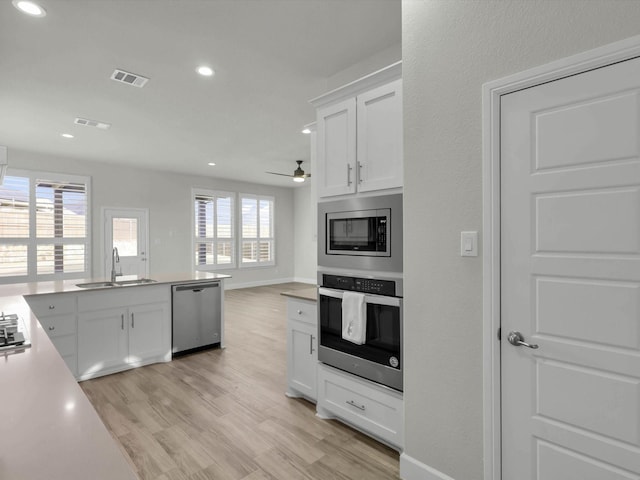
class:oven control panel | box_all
[322,274,396,296]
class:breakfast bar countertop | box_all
[0,272,231,480]
[0,293,139,480]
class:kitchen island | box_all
[0,272,229,480]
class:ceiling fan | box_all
[266,160,311,183]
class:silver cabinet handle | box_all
[121,314,124,330]
[347,164,352,186]
[131,313,135,328]
[297,309,302,315]
[310,335,315,354]
[346,400,365,411]
[48,305,55,310]
[507,331,538,349]
[48,326,55,331]
[358,162,363,184]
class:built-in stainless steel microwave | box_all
[318,193,403,273]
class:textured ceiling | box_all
[0,0,401,187]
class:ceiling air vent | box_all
[74,117,111,130]
[110,69,149,88]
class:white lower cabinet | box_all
[78,308,129,377]
[286,298,318,402]
[77,286,171,380]
[128,303,169,365]
[316,363,404,451]
[25,293,78,376]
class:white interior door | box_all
[103,208,149,278]
[501,57,640,478]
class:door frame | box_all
[481,34,640,480]
[101,207,150,277]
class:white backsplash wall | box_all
[9,149,296,289]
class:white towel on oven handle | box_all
[342,291,367,345]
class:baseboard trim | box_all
[400,453,456,480]
[292,276,316,285]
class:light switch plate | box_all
[460,231,478,257]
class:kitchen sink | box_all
[76,281,118,288]
[76,279,157,288]
[114,278,157,286]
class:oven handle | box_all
[318,287,401,307]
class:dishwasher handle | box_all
[173,282,220,293]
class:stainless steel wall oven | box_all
[318,272,403,391]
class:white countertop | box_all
[0,272,230,480]
[6,271,231,297]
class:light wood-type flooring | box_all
[81,283,401,480]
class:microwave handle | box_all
[318,287,401,307]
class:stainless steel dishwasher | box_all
[172,282,221,355]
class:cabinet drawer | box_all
[78,285,168,312]
[38,314,76,337]
[26,294,76,318]
[287,299,317,326]
[318,364,403,449]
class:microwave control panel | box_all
[322,274,396,296]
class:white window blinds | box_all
[194,190,235,269]
[0,175,29,278]
[240,195,274,266]
[0,171,90,283]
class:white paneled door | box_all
[103,208,149,278]
[501,57,640,478]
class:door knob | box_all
[507,331,539,349]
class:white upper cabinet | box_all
[312,62,402,198]
[356,79,403,193]
[317,99,357,197]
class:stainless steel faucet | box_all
[111,247,121,282]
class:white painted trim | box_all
[400,453,456,480]
[101,206,150,277]
[482,33,640,480]
[292,277,316,285]
[309,61,402,108]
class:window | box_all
[240,194,274,267]
[0,170,91,283]
[193,189,235,270]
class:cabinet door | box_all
[357,79,403,192]
[287,319,317,401]
[128,302,170,365]
[78,308,127,378]
[317,98,357,197]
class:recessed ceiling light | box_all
[197,66,215,77]
[61,133,74,139]
[207,162,216,166]
[301,128,311,134]
[12,0,46,17]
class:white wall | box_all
[9,148,295,289]
[292,184,316,284]
[402,1,640,479]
